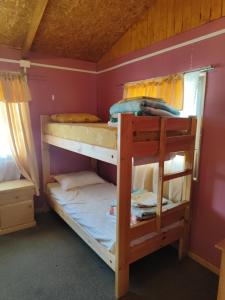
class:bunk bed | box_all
[41,114,197,299]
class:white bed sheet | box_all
[47,182,181,253]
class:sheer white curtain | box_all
[0,102,20,181]
[181,71,206,180]
[0,72,39,194]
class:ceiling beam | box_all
[21,0,49,58]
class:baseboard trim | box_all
[188,251,219,275]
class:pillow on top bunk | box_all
[53,171,106,191]
[51,113,100,123]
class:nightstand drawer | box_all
[0,188,35,206]
[0,200,34,228]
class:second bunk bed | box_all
[41,113,197,299]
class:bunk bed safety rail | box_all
[116,114,196,274]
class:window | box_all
[180,71,206,180]
[0,103,20,181]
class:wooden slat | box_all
[44,135,117,165]
[151,0,161,43]
[132,116,160,132]
[161,203,188,227]
[191,0,201,28]
[129,234,162,263]
[130,218,157,241]
[181,0,192,31]
[157,0,168,40]
[132,140,159,157]
[129,202,188,241]
[174,0,183,34]
[147,5,154,46]
[163,169,192,181]
[210,0,222,20]
[167,0,175,38]
[160,224,183,247]
[129,224,183,263]
[200,0,211,23]
[166,135,194,144]
[166,135,194,153]
[22,0,49,58]
[222,0,225,16]
[120,28,132,57]
[166,118,191,131]
[130,21,139,52]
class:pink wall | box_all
[0,48,97,209]
[29,64,97,199]
[96,18,225,268]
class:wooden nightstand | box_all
[216,239,225,300]
[0,179,36,235]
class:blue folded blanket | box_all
[109,98,180,121]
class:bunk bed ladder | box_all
[156,117,196,245]
[179,117,196,259]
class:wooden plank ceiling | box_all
[0,0,154,62]
[100,0,225,64]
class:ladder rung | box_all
[163,169,192,181]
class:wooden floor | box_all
[0,212,219,300]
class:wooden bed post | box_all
[115,114,133,299]
[90,158,98,173]
[156,117,166,232]
[179,117,197,259]
[40,115,51,193]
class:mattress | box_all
[45,123,117,149]
[47,182,181,254]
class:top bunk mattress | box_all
[45,123,117,149]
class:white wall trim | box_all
[0,27,225,75]
[0,58,96,74]
[0,58,20,65]
[31,62,96,74]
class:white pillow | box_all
[53,171,106,191]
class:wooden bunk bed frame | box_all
[41,114,197,299]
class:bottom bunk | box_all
[47,179,188,271]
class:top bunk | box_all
[41,114,197,165]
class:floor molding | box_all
[188,251,219,275]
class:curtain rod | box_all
[184,65,214,74]
[119,65,215,86]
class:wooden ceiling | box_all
[0,0,154,62]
